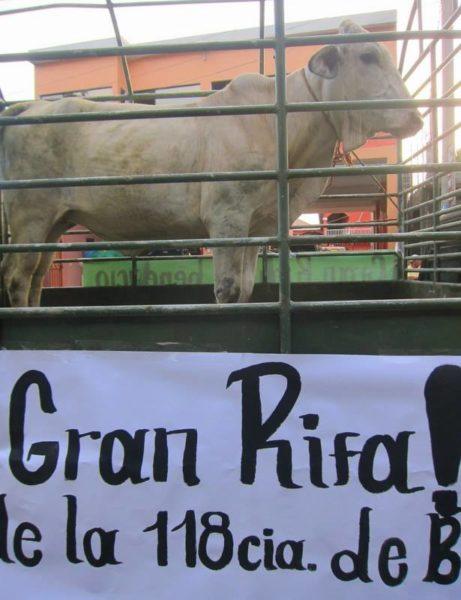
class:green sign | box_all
[83,252,399,287]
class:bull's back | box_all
[1,98,207,239]
[2,98,201,178]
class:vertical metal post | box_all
[440,0,456,200]
[106,0,133,99]
[0,193,7,305]
[430,45,439,282]
[398,0,417,73]
[416,0,424,54]
[274,0,291,353]
[262,245,268,284]
[131,256,138,287]
[397,140,405,280]
[259,0,265,75]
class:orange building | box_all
[33,10,400,285]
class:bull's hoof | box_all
[215,277,240,303]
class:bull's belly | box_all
[80,212,208,242]
[70,185,207,241]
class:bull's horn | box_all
[338,19,367,34]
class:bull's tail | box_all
[0,102,35,179]
[0,103,33,253]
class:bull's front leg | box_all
[208,215,252,303]
[212,245,246,303]
[239,245,259,302]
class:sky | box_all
[0,0,417,100]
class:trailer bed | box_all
[1,281,460,355]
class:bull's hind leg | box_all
[2,247,41,308]
[2,196,69,307]
[28,220,70,307]
[28,252,57,307]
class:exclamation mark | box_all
[424,364,461,517]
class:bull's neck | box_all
[285,68,338,168]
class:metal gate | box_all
[0,0,460,354]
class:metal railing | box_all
[398,0,461,285]
[0,0,460,352]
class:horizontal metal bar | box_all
[113,0,261,4]
[0,235,275,254]
[405,251,461,260]
[411,43,461,98]
[0,297,460,319]
[60,229,91,235]
[0,104,277,126]
[2,162,459,191]
[296,220,398,229]
[405,239,461,248]
[0,91,213,107]
[405,202,461,226]
[405,202,461,224]
[414,220,461,233]
[435,219,461,230]
[402,122,461,165]
[0,301,280,319]
[0,3,110,17]
[1,31,460,64]
[287,97,461,114]
[1,232,461,256]
[0,170,278,189]
[320,192,390,199]
[289,162,461,179]
[3,98,460,128]
[403,189,460,215]
[0,40,272,64]
[291,298,461,312]
[0,0,262,16]
[95,90,212,101]
[119,0,264,4]
[406,267,461,273]
[287,232,461,244]
[400,174,442,197]
[421,83,461,117]
[249,31,461,47]
[53,254,207,264]
[53,249,396,265]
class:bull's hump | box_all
[208,73,273,106]
[51,97,103,114]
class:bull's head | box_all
[307,20,423,152]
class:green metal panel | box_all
[82,252,399,287]
[0,282,459,355]
[1,303,459,355]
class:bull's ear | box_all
[308,45,340,79]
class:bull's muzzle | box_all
[391,111,424,138]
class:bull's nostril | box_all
[215,277,240,303]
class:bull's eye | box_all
[360,52,379,65]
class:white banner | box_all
[0,351,459,598]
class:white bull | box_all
[0,20,422,307]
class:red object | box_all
[43,258,63,288]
